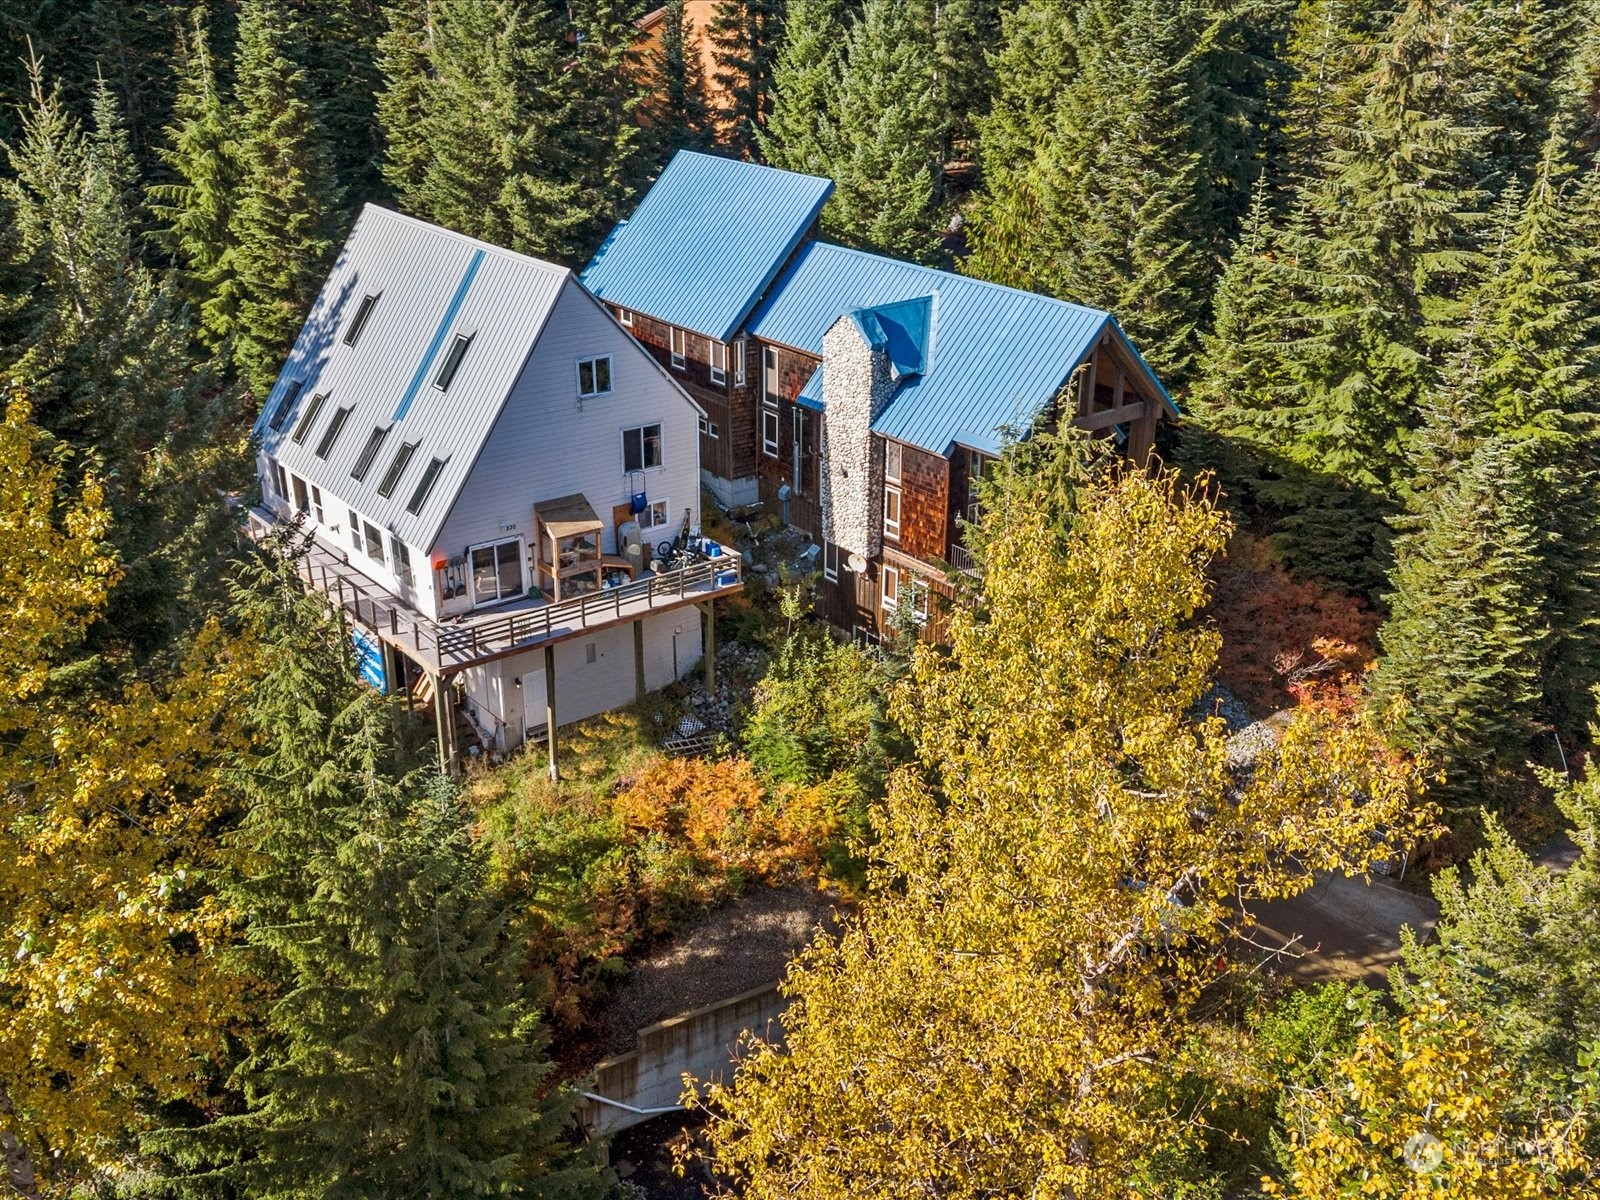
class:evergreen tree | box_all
[811,0,945,262]
[155,547,607,1199]
[149,10,241,345]
[1396,741,1600,1106]
[647,0,713,156]
[1370,432,1551,810]
[927,0,1001,166]
[967,0,1214,380]
[973,0,1080,183]
[377,0,437,205]
[758,0,845,177]
[224,0,341,398]
[1275,0,1387,181]
[301,0,388,207]
[1,57,245,655]
[706,0,785,159]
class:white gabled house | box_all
[250,205,743,773]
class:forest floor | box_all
[1247,873,1439,988]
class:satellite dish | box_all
[846,552,867,572]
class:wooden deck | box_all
[248,508,745,678]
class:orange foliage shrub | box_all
[611,756,841,885]
[1209,531,1381,714]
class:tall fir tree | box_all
[1,57,245,655]
[1370,430,1552,811]
[1275,0,1387,182]
[967,0,1215,380]
[154,547,607,1199]
[149,10,241,347]
[758,0,845,178]
[299,0,389,207]
[809,0,945,262]
[376,0,437,205]
[707,0,785,159]
[223,0,342,399]
[647,0,714,156]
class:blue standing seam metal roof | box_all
[580,150,834,343]
[747,240,1176,458]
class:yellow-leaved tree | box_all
[695,436,1434,1198]
[0,397,247,1196]
[1269,994,1597,1197]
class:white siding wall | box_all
[460,609,703,750]
[433,280,703,586]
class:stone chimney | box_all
[818,313,897,560]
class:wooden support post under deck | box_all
[633,619,646,702]
[431,674,450,775]
[544,644,558,783]
[701,600,716,690]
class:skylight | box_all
[433,333,473,391]
[350,424,391,482]
[377,441,418,499]
[314,405,352,459]
[344,293,381,347]
[267,380,304,432]
[291,392,327,444]
[406,456,448,515]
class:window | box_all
[267,379,304,432]
[669,327,686,369]
[392,536,414,589]
[639,498,669,531]
[407,456,448,515]
[433,333,473,391]
[709,340,727,385]
[699,416,720,439]
[578,355,612,397]
[762,405,779,458]
[882,564,898,614]
[377,441,417,499]
[469,538,523,606]
[822,540,839,583]
[763,346,779,401]
[618,307,634,327]
[884,484,902,540]
[965,448,989,524]
[350,424,391,482]
[349,508,363,554]
[363,520,387,569]
[314,405,352,459]
[344,293,380,346]
[584,642,598,665]
[310,485,324,524]
[291,474,309,514]
[291,392,327,444]
[733,339,746,386]
[622,423,663,473]
[884,439,903,484]
[272,462,289,502]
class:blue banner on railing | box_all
[352,628,387,694]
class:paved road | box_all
[1247,873,1440,987]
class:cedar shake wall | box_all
[883,439,949,564]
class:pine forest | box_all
[1,0,1599,1196]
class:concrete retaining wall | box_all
[579,982,786,1137]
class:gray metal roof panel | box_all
[579,150,833,343]
[748,241,1154,457]
[253,204,568,550]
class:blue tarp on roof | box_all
[580,151,833,343]
[747,241,1173,457]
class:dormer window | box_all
[291,392,327,444]
[350,424,391,482]
[407,456,448,515]
[314,405,352,459]
[578,355,612,397]
[433,333,473,391]
[377,441,418,499]
[344,293,380,347]
[267,379,303,431]
[709,340,727,385]
[618,308,634,327]
[669,327,686,370]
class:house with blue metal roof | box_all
[583,152,1177,639]
[251,203,744,773]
